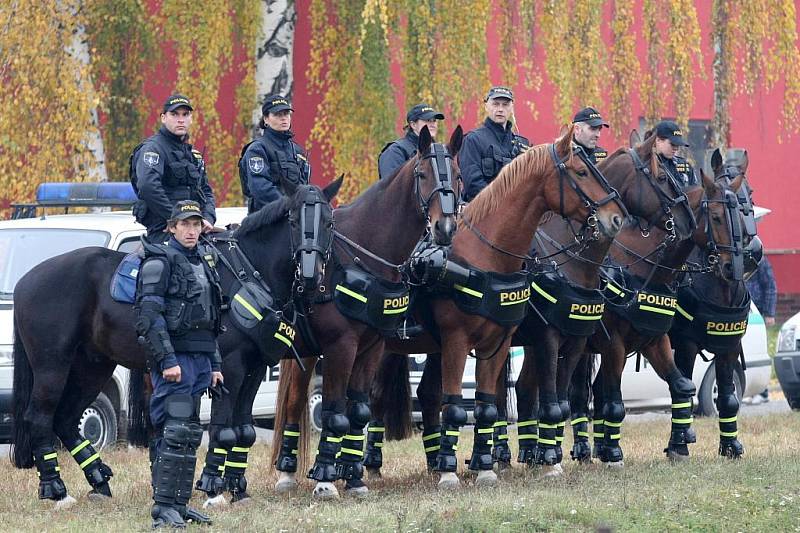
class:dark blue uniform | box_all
[239,127,310,213]
[131,126,216,237]
[660,154,698,188]
[378,130,418,180]
[460,118,529,202]
[575,143,608,166]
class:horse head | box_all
[413,125,463,246]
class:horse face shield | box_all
[703,189,745,281]
[415,144,458,246]
[293,187,334,293]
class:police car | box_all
[0,183,285,449]
[775,313,800,410]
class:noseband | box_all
[413,143,458,223]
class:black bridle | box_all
[413,143,459,221]
[290,186,334,294]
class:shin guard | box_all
[308,403,348,482]
[467,400,497,471]
[433,396,466,473]
[717,392,744,457]
[569,414,592,462]
[533,401,561,465]
[33,445,68,501]
[363,421,385,469]
[336,397,370,484]
[64,438,113,497]
[225,424,256,500]
[421,425,442,469]
[516,419,538,464]
[600,399,625,463]
[196,426,234,496]
[665,397,693,458]
[591,418,605,458]
[275,424,301,472]
[492,419,513,466]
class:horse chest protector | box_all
[604,273,678,338]
[332,265,410,333]
[228,282,295,365]
[528,272,605,336]
[671,286,751,353]
[448,266,530,327]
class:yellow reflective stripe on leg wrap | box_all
[43,452,58,461]
[445,430,460,437]
[555,436,564,442]
[368,426,385,433]
[340,448,364,457]
[538,438,557,445]
[70,440,91,456]
[571,417,589,425]
[422,433,440,441]
[604,421,622,428]
[234,293,263,321]
[326,436,342,443]
[517,420,538,427]
[225,461,248,469]
[493,421,508,428]
[283,430,301,437]
[671,418,693,425]
[343,434,365,441]
[424,445,441,453]
[292,449,298,455]
[374,442,383,448]
[672,402,692,409]
[609,434,621,440]
[213,448,228,455]
[518,434,539,440]
[720,431,738,438]
[335,285,368,303]
[477,428,494,434]
[79,453,100,470]
[498,434,509,440]
[231,447,250,453]
[538,423,558,429]
[719,416,737,423]
[577,431,590,437]
[557,421,566,428]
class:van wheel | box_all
[308,378,323,434]
[78,393,118,450]
[697,363,744,417]
[788,396,800,411]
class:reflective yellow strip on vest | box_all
[454,284,483,299]
[676,304,694,321]
[531,281,557,304]
[568,313,603,321]
[70,440,91,456]
[383,306,409,315]
[340,447,364,457]
[283,430,301,437]
[719,416,737,423]
[425,445,440,452]
[500,298,528,307]
[274,332,293,347]
[672,418,694,425]
[43,452,58,461]
[213,448,228,455]
[672,402,692,409]
[422,433,439,441]
[335,284,368,303]
[571,417,589,425]
[720,431,738,438]
[518,434,539,440]
[234,293,263,321]
[605,282,624,296]
[79,453,100,470]
[707,330,745,336]
[232,447,250,453]
[368,426,385,433]
[517,420,538,427]
[640,305,675,316]
[225,461,248,469]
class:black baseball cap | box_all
[407,103,445,122]
[170,200,203,221]
[655,120,690,146]
[485,86,514,101]
[573,106,609,128]
[262,94,293,115]
[163,94,193,113]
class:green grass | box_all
[3,413,800,532]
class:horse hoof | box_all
[437,472,460,490]
[366,467,383,480]
[475,470,497,487]
[539,464,564,479]
[495,461,512,472]
[86,490,111,503]
[202,494,228,509]
[605,460,624,469]
[312,482,339,500]
[666,450,690,463]
[231,495,253,506]
[345,485,369,498]
[275,473,298,494]
[53,495,77,511]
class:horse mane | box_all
[234,195,292,238]
[463,143,559,225]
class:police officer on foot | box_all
[131,94,217,243]
[572,106,609,165]
[653,120,697,187]
[460,86,530,202]
[135,200,224,528]
[378,103,445,179]
[239,94,310,214]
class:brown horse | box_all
[574,149,744,467]
[265,126,463,500]
[351,127,626,489]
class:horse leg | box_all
[417,353,443,471]
[273,357,317,494]
[531,331,562,475]
[554,337,586,466]
[363,352,390,478]
[568,352,593,463]
[53,354,117,502]
[671,333,700,446]
[515,346,540,465]
[598,340,626,467]
[591,361,605,458]
[491,354,513,470]
[434,333,471,489]
[716,350,745,458]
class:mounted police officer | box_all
[131,94,217,243]
[653,120,697,188]
[135,200,224,528]
[572,106,609,165]
[239,94,310,213]
[460,86,530,202]
[378,103,445,179]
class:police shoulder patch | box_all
[248,156,265,173]
[143,151,160,167]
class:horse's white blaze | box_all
[437,472,460,489]
[275,472,298,494]
[312,481,339,499]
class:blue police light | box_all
[36,182,137,207]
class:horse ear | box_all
[555,124,573,155]
[729,172,744,193]
[629,129,642,148]
[686,183,705,210]
[418,125,432,156]
[701,168,715,192]
[448,125,464,156]
[323,174,344,203]
[740,149,749,173]
[557,123,570,139]
[711,148,723,174]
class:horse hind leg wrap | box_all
[592,417,605,458]
[308,404,349,482]
[600,400,625,463]
[363,420,385,469]
[533,402,561,465]
[33,445,68,501]
[421,425,442,469]
[717,392,744,457]
[336,399,371,484]
[468,400,498,471]
[275,423,301,473]
[492,419,512,466]
[569,413,592,462]
[553,400,570,464]
[516,418,539,464]
[433,397,467,473]
[63,437,113,497]
[665,396,694,458]
[196,426,235,496]
[224,424,256,499]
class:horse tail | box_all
[373,352,413,441]
[271,358,311,473]
[127,368,150,447]
[11,321,34,469]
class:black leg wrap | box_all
[33,445,68,501]
[591,416,605,458]
[600,399,625,463]
[336,401,370,486]
[421,425,442,469]
[516,419,539,464]
[717,392,744,458]
[196,426,235,496]
[275,423,301,473]
[225,424,256,501]
[664,396,693,458]
[63,437,113,497]
[363,420,385,469]
[533,402,561,466]
[492,418,512,466]
[433,401,466,473]
[308,410,349,482]
[467,402,497,471]
[569,413,592,462]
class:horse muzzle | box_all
[434,215,457,246]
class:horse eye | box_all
[576,170,587,178]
